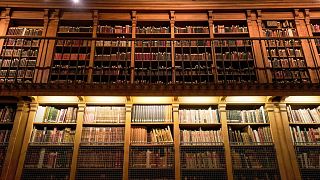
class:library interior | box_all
[1,0,320,179]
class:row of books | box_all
[178,108,220,124]
[175,53,211,61]
[7,27,43,36]
[312,24,320,33]
[232,149,277,169]
[214,25,248,33]
[93,66,129,76]
[0,130,11,143]
[215,52,253,60]
[131,126,173,144]
[267,48,303,57]
[263,29,298,37]
[77,150,123,168]
[296,151,320,169]
[0,106,16,122]
[24,148,72,168]
[180,129,223,145]
[136,26,170,34]
[57,40,91,47]
[58,26,93,33]
[51,66,88,75]
[54,53,90,60]
[97,25,132,34]
[95,39,131,47]
[134,69,172,77]
[131,105,173,123]
[130,148,173,168]
[34,106,78,123]
[174,26,209,34]
[266,39,301,47]
[272,70,309,80]
[287,106,320,123]
[214,40,251,47]
[135,52,171,61]
[0,59,36,68]
[81,127,124,144]
[290,126,320,144]
[175,40,211,47]
[262,20,295,28]
[269,58,306,68]
[226,106,269,123]
[217,68,255,76]
[5,39,40,47]
[0,69,33,78]
[181,151,225,169]
[136,40,171,47]
[30,127,75,144]
[229,126,273,144]
[1,49,38,57]
[84,106,126,123]
[95,52,131,61]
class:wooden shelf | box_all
[130,143,174,147]
[82,122,125,126]
[179,123,221,128]
[181,168,226,171]
[33,122,77,126]
[28,143,74,147]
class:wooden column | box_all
[130,11,136,84]
[294,9,320,83]
[247,10,269,83]
[277,103,301,180]
[208,11,217,83]
[14,100,39,180]
[1,100,30,180]
[172,102,180,180]
[38,9,60,83]
[265,102,288,180]
[170,11,175,84]
[69,101,85,180]
[34,9,49,83]
[122,101,132,180]
[0,8,10,54]
[219,100,233,180]
[87,10,98,83]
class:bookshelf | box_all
[135,20,172,84]
[0,104,16,175]
[76,105,126,179]
[0,19,44,83]
[213,20,256,84]
[50,20,93,83]
[286,104,320,179]
[94,17,132,84]
[129,104,174,179]
[178,105,227,179]
[226,105,281,179]
[262,20,310,83]
[21,104,78,179]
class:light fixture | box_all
[73,0,79,3]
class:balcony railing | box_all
[0,36,320,93]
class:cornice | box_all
[0,0,320,10]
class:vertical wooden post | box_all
[276,103,301,180]
[1,100,30,180]
[130,11,136,84]
[265,102,288,180]
[123,100,132,180]
[294,9,320,83]
[247,10,268,83]
[87,10,98,83]
[39,9,60,83]
[0,8,11,54]
[219,99,233,180]
[170,11,175,84]
[172,101,180,180]
[69,101,85,180]
[34,9,49,83]
[208,11,217,83]
[14,100,39,180]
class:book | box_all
[131,126,173,144]
[34,106,78,123]
[131,105,173,123]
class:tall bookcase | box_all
[286,104,320,179]
[0,18,44,83]
[226,105,280,179]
